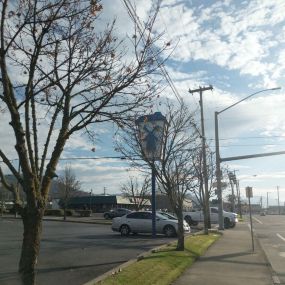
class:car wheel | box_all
[224,218,231,229]
[164,225,176,237]
[230,222,236,228]
[120,225,130,236]
[104,214,110,219]
[185,216,198,226]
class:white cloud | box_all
[155,0,285,85]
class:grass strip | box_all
[97,233,221,285]
[238,215,244,222]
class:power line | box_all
[1,156,133,163]
[208,135,285,141]
[122,0,183,105]
[216,144,285,148]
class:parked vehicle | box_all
[103,208,131,219]
[112,211,191,237]
[183,207,238,229]
[158,211,177,220]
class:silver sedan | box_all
[112,211,191,237]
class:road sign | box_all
[246,186,253,198]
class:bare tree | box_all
[0,1,165,283]
[57,165,80,220]
[117,101,200,250]
[121,175,151,211]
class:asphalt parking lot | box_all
[0,218,176,285]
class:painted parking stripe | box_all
[247,224,255,232]
[253,217,263,224]
[277,233,285,242]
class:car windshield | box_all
[156,212,175,220]
[159,212,177,220]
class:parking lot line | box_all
[253,217,263,224]
[277,233,285,242]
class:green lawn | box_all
[238,215,244,222]
[96,233,221,285]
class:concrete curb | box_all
[254,231,279,285]
[1,215,112,225]
[242,218,277,285]
[43,218,111,225]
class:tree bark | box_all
[63,201,67,221]
[203,203,209,235]
[176,209,185,251]
[19,208,44,285]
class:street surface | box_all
[249,214,285,284]
[0,218,176,285]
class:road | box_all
[0,218,176,285]
[249,214,285,284]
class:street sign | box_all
[246,186,253,198]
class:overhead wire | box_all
[208,135,285,141]
[122,0,183,105]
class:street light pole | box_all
[89,189,93,211]
[215,87,281,230]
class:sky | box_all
[1,0,285,207]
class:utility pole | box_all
[89,189,93,211]
[267,192,270,210]
[228,171,236,213]
[236,180,242,218]
[277,186,280,215]
[189,85,213,233]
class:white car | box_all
[112,211,191,237]
[183,207,238,229]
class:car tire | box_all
[224,218,231,229]
[120,225,130,236]
[230,222,236,228]
[104,214,110,219]
[185,216,198,226]
[164,225,176,237]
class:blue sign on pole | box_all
[136,112,167,238]
[135,112,167,161]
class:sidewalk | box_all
[174,222,274,285]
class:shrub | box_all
[44,209,63,216]
[65,209,75,216]
[76,210,92,217]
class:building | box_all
[67,195,151,212]
[155,194,193,212]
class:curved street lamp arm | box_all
[218,87,281,115]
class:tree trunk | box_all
[19,208,44,285]
[63,204,67,221]
[176,210,185,251]
[203,203,209,235]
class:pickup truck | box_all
[183,207,238,229]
